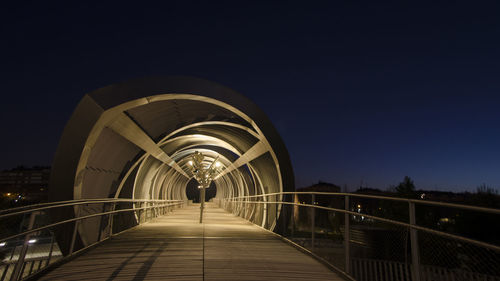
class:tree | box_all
[395,176,418,199]
[476,183,498,195]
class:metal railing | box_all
[220,192,500,281]
[0,198,184,281]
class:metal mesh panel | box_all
[0,213,63,281]
[221,194,500,281]
[313,208,347,271]
[0,200,182,281]
[418,230,500,281]
[350,218,411,281]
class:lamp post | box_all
[188,151,221,223]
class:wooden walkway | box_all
[38,203,344,281]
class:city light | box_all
[28,239,37,244]
[0,242,6,247]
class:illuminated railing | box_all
[0,198,184,281]
[220,192,500,281]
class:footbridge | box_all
[0,77,499,281]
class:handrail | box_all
[226,191,500,214]
[0,198,183,219]
[0,201,183,244]
[0,199,107,214]
[0,198,185,281]
[226,199,500,252]
[222,192,500,281]
[0,198,179,214]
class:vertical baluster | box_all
[409,202,421,281]
[46,232,55,267]
[345,195,351,275]
[138,202,142,224]
[1,264,9,281]
[281,195,286,235]
[263,196,268,229]
[109,202,116,238]
[311,194,315,251]
[291,197,295,239]
[37,260,42,271]
[19,262,27,280]
[69,205,80,255]
[10,211,37,281]
[275,194,279,232]
[28,261,35,275]
[388,261,394,281]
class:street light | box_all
[187,151,222,223]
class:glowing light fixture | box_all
[187,151,223,223]
[0,242,6,247]
[28,239,37,244]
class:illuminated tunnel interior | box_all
[49,76,294,250]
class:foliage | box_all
[395,176,418,199]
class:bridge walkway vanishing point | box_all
[38,203,344,281]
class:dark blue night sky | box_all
[1,1,499,192]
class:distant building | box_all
[295,181,342,207]
[297,181,341,193]
[0,166,50,203]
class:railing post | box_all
[97,203,105,242]
[151,202,154,218]
[69,205,80,255]
[140,202,143,223]
[138,202,142,224]
[311,194,315,251]
[108,202,116,237]
[282,197,286,234]
[244,197,248,219]
[10,211,38,281]
[46,231,55,267]
[148,202,151,221]
[275,194,279,232]
[153,202,157,218]
[291,198,295,238]
[345,195,351,275]
[409,201,421,281]
[264,196,268,229]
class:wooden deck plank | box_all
[39,203,344,281]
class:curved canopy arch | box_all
[49,76,294,249]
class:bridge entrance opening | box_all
[185,177,216,203]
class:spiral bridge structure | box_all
[49,76,294,250]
